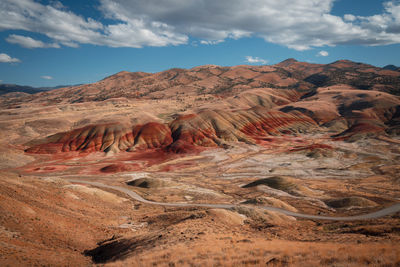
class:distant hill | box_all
[0,84,79,96]
[2,59,400,107]
[0,84,45,95]
[383,65,400,71]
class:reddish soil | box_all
[1,59,400,266]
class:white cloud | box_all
[97,0,400,50]
[0,0,186,48]
[245,56,267,64]
[41,75,53,80]
[344,14,356,22]
[6,34,60,48]
[0,53,20,63]
[318,50,329,56]
[200,40,224,45]
[1,0,400,50]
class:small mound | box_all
[242,176,298,192]
[126,178,166,188]
[100,164,130,173]
[64,184,127,203]
[232,206,295,225]
[207,209,246,226]
[324,197,376,209]
[289,144,334,158]
[242,196,297,212]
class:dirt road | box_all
[68,179,400,221]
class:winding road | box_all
[68,179,400,221]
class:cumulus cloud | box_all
[0,0,186,48]
[0,53,20,63]
[97,0,400,50]
[6,34,60,48]
[344,14,357,22]
[41,75,53,80]
[318,50,329,56]
[245,56,267,64]
[1,0,400,50]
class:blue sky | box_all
[1,0,400,87]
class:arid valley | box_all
[0,59,400,266]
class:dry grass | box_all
[105,238,400,267]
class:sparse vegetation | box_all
[1,60,400,266]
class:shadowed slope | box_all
[279,87,400,138]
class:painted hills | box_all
[2,59,400,266]
[11,59,398,155]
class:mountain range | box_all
[7,58,396,155]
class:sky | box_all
[1,0,400,87]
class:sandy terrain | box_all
[0,59,399,266]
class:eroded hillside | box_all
[1,59,400,266]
